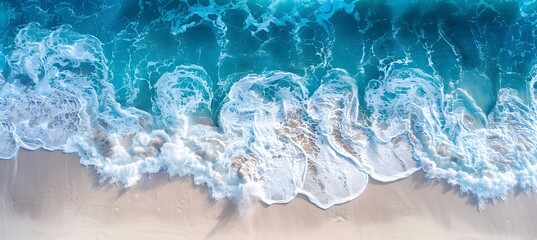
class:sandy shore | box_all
[1,149,536,240]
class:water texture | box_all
[1,0,537,208]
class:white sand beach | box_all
[1,149,536,240]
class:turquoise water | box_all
[1,0,537,208]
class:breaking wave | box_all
[1,0,537,208]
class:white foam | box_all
[219,72,309,204]
[300,144,369,209]
[365,68,537,205]
[4,21,537,209]
[309,70,420,183]
[154,65,213,131]
[0,121,18,159]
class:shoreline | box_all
[1,149,536,239]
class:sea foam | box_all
[1,0,537,208]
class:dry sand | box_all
[1,149,537,240]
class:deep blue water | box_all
[1,0,537,208]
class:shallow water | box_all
[1,0,537,208]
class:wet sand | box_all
[1,149,536,240]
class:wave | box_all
[1,1,537,209]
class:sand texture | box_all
[1,149,537,240]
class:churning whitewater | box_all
[1,0,537,208]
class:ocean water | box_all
[1,0,537,209]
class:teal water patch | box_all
[1,0,537,208]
